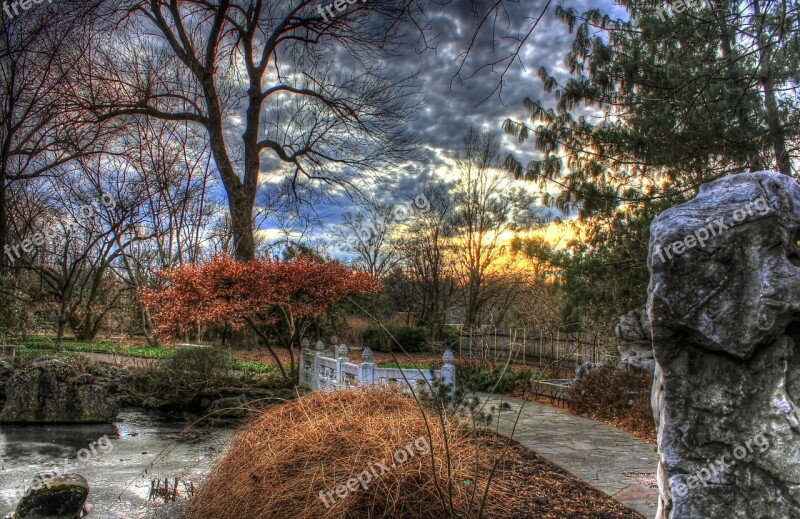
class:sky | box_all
[258,0,627,250]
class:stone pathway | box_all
[474,392,658,518]
[85,352,157,368]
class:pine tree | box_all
[506,0,800,215]
[508,0,800,332]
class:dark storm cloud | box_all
[260,0,618,238]
[399,0,615,154]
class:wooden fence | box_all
[447,326,616,367]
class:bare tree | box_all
[5,171,134,347]
[400,185,458,340]
[331,203,400,278]
[0,3,110,271]
[94,117,221,342]
[452,127,538,328]
[88,0,424,260]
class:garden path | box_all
[474,392,658,518]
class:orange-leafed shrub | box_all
[140,255,381,338]
[139,255,381,379]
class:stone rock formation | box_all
[648,171,800,518]
[0,359,118,423]
[615,306,655,372]
[12,473,89,518]
[0,360,13,408]
[574,361,604,380]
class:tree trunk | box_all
[142,307,159,346]
[753,0,791,175]
[0,170,6,274]
[245,317,289,381]
[55,301,68,351]
[762,79,790,175]
[230,195,256,261]
[79,314,103,341]
[204,75,258,262]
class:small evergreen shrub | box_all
[439,326,461,349]
[418,367,510,427]
[361,325,430,352]
[457,361,532,394]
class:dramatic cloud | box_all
[258,0,620,245]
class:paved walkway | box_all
[85,352,157,368]
[474,392,659,518]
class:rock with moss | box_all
[0,360,118,423]
[12,474,88,519]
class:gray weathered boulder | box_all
[648,171,800,518]
[574,361,604,380]
[0,360,118,423]
[615,306,655,372]
[12,474,88,518]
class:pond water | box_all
[0,409,234,518]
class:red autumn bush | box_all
[140,255,381,378]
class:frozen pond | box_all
[0,409,233,518]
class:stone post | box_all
[335,343,349,388]
[648,171,800,518]
[329,335,339,358]
[359,347,375,386]
[314,338,325,389]
[299,337,310,387]
[441,349,456,391]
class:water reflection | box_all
[0,410,232,518]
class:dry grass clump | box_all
[187,387,512,519]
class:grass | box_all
[187,387,645,519]
[187,387,511,519]
[236,360,280,374]
[10,334,278,374]
[13,335,173,358]
[13,348,93,363]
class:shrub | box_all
[361,325,429,352]
[439,326,461,349]
[456,360,532,394]
[130,346,237,408]
[420,365,511,427]
[168,346,234,386]
[565,366,655,440]
[187,388,513,519]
